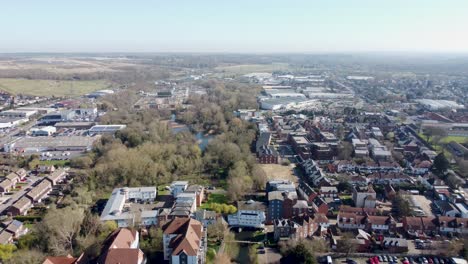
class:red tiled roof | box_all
[107,228,137,249]
[101,248,143,264]
[42,256,77,264]
[163,217,203,257]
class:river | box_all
[170,114,214,150]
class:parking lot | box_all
[333,255,455,264]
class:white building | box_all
[228,210,266,229]
[0,117,28,129]
[30,126,56,136]
[170,181,188,197]
[0,109,37,119]
[100,186,157,227]
[88,124,126,135]
[352,185,377,208]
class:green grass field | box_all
[200,193,228,209]
[418,133,467,151]
[0,78,111,97]
[38,159,70,167]
[440,135,468,144]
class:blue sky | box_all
[1,0,468,53]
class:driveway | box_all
[258,247,282,264]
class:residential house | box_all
[14,168,27,180]
[228,200,266,229]
[256,132,272,153]
[310,142,337,161]
[300,159,326,186]
[320,186,338,198]
[0,179,13,194]
[289,135,311,160]
[273,215,316,241]
[434,200,460,217]
[337,213,397,234]
[3,219,28,239]
[0,231,13,245]
[42,255,86,264]
[455,203,468,218]
[257,145,279,164]
[367,172,411,185]
[184,185,205,207]
[274,218,302,241]
[194,209,217,227]
[162,218,206,264]
[37,165,55,174]
[25,180,52,203]
[352,185,377,208]
[170,181,188,198]
[8,196,32,216]
[45,168,67,185]
[339,205,378,216]
[297,181,318,204]
[141,211,158,226]
[438,217,468,235]
[334,160,357,173]
[292,200,309,217]
[311,196,329,214]
[97,228,145,264]
[267,191,284,223]
[402,216,439,238]
[348,175,368,186]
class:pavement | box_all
[258,247,282,264]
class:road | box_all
[258,247,282,264]
[0,121,36,147]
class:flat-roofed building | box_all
[37,111,76,126]
[100,186,157,228]
[88,124,126,135]
[170,181,188,197]
[4,135,100,153]
[0,109,37,119]
[0,117,29,129]
[54,121,96,130]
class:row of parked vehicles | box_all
[369,256,455,264]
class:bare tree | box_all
[38,207,85,255]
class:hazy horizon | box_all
[2,0,468,53]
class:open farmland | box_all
[215,63,290,75]
[0,78,112,96]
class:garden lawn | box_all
[200,193,228,209]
